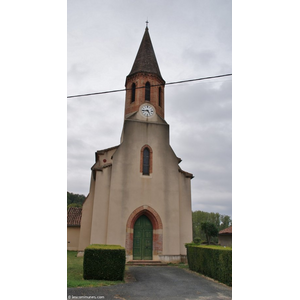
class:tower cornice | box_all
[125,72,165,88]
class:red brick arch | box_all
[125,205,163,258]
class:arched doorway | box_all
[133,215,153,260]
[125,205,163,260]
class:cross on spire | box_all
[146,20,149,28]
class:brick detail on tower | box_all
[124,27,165,119]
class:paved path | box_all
[67,266,232,300]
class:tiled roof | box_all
[67,207,82,227]
[219,225,232,235]
[127,27,164,81]
[178,166,194,179]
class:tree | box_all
[192,210,232,243]
[201,222,219,245]
[67,192,86,207]
[67,202,82,210]
[220,215,232,231]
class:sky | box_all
[67,0,232,217]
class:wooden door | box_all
[133,215,153,260]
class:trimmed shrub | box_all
[83,244,125,281]
[193,237,201,244]
[187,245,232,286]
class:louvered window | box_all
[145,82,150,101]
[158,87,162,106]
[131,83,136,103]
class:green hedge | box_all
[83,244,125,281]
[187,245,232,286]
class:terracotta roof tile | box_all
[219,225,232,235]
[67,207,82,226]
[127,27,164,81]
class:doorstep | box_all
[126,260,168,266]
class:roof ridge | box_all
[219,225,232,234]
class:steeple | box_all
[127,27,164,81]
[124,26,165,120]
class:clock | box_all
[141,104,155,117]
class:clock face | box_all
[141,104,154,117]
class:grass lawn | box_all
[67,251,123,288]
[167,262,189,269]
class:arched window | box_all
[145,82,150,101]
[158,87,162,107]
[140,145,153,175]
[131,83,136,103]
[143,147,150,175]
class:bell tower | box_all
[124,27,165,120]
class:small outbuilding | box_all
[218,225,232,247]
[67,207,82,250]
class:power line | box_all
[67,73,232,99]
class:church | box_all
[67,26,194,263]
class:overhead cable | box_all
[67,73,232,99]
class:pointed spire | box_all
[128,26,163,80]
